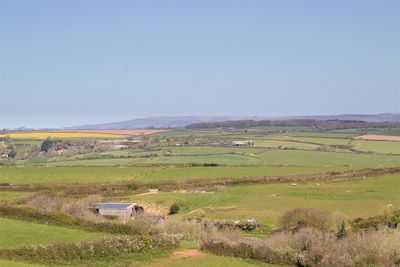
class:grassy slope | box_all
[258,150,400,168]
[0,165,354,184]
[0,166,148,184]
[0,191,34,201]
[0,260,44,267]
[351,140,400,154]
[0,217,107,248]
[144,252,283,267]
[136,166,352,183]
[133,173,400,225]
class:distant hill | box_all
[67,113,400,130]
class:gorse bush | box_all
[201,227,400,267]
[169,203,180,215]
[26,193,101,221]
[279,208,332,231]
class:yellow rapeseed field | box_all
[0,131,126,140]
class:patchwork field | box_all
[2,126,400,266]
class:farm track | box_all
[1,167,400,195]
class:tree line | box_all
[186,119,400,131]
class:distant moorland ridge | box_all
[66,113,400,130]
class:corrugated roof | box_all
[95,203,133,209]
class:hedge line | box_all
[0,235,179,263]
[0,205,138,235]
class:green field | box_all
[253,139,320,150]
[145,252,283,267]
[0,260,44,267]
[351,140,400,154]
[0,217,107,248]
[135,166,352,183]
[133,173,400,225]
[0,166,148,184]
[257,150,400,168]
[371,128,400,136]
[0,191,34,201]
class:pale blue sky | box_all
[1,0,399,128]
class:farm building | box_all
[231,140,254,146]
[91,203,144,219]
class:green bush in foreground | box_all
[169,203,180,215]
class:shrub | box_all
[202,226,400,267]
[169,203,180,215]
[0,235,180,263]
[40,137,55,152]
[27,193,101,222]
[157,217,210,241]
[279,208,332,231]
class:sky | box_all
[1,0,399,128]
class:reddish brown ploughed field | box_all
[355,134,400,141]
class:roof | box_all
[94,203,134,209]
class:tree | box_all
[40,137,54,152]
[7,146,17,158]
[169,203,180,215]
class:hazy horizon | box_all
[1,0,399,128]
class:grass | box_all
[0,131,125,140]
[132,173,400,226]
[0,217,108,248]
[0,165,353,185]
[351,140,400,154]
[135,166,352,183]
[272,136,351,146]
[144,252,283,266]
[146,154,260,165]
[0,192,34,201]
[0,260,45,267]
[253,139,320,150]
[257,150,400,168]
[0,166,148,184]
[371,128,400,136]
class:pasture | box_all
[0,166,148,184]
[351,139,400,154]
[0,217,107,248]
[132,173,400,226]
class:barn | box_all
[92,203,143,219]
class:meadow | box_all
[0,217,107,248]
[132,173,400,225]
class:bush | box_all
[40,137,55,152]
[0,235,180,263]
[279,208,332,231]
[169,203,180,215]
[202,226,400,267]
